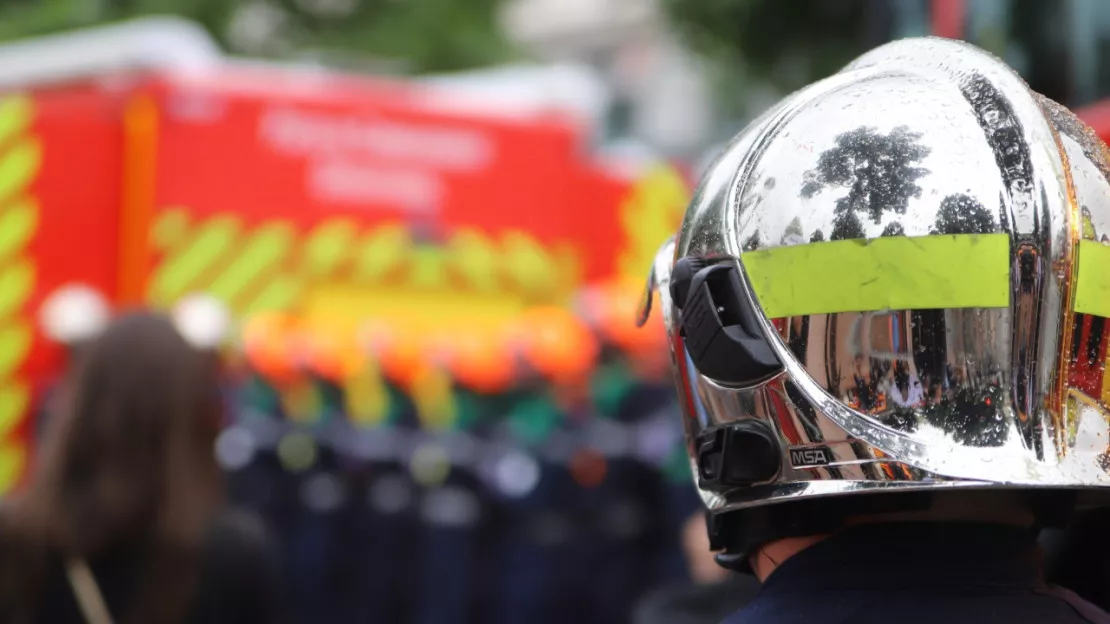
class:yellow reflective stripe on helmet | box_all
[740,234,1011,318]
[1074,239,1110,318]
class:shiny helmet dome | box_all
[639,37,1110,556]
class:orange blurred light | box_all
[359,318,427,389]
[299,322,365,382]
[511,305,599,384]
[439,325,516,394]
[241,312,300,385]
[579,277,668,356]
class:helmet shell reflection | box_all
[647,37,1110,515]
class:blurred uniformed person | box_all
[348,319,425,623]
[493,306,600,624]
[638,38,1110,623]
[581,278,700,588]
[411,326,509,624]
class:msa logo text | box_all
[789,447,833,467]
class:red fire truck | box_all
[0,20,691,493]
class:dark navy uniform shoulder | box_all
[724,523,1110,624]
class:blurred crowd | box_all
[4,281,703,624]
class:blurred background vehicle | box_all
[1,0,1110,622]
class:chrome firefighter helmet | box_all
[640,37,1110,552]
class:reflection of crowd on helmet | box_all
[845,347,1009,447]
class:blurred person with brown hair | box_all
[0,311,283,624]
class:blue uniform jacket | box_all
[725,522,1110,624]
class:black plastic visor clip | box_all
[696,420,781,491]
[673,260,782,386]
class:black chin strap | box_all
[708,490,1079,574]
[708,493,932,573]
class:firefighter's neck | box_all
[749,493,1035,582]
[750,535,827,582]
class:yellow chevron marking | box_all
[0,198,37,266]
[0,443,25,493]
[0,321,31,379]
[149,215,243,305]
[446,228,500,293]
[0,94,35,495]
[0,381,28,438]
[618,165,689,280]
[353,224,411,283]
[242,275,304,317]
[304,219,358,277]
[207,221,295,305]
[0,96,33,146]
[501,231,558,299]
[0,259,34,320]
[150,207,191,250]
[409,246,448,290]
[151,211,587,340]
[0,139,41,202]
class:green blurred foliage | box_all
[269,0,517,72]
[0,0,516,73]
[662,0,887,93]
